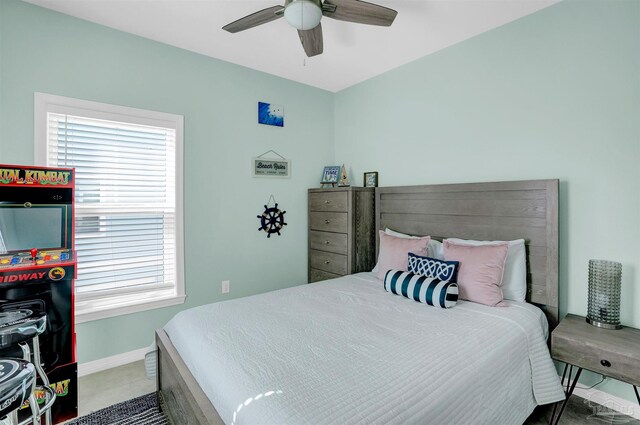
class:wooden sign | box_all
[252,158,291,178]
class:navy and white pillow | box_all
[408,252,459,282]
[384,270,458,308]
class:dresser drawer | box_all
[309,212,348,233]
[309,231,348,255]
[309,191,348,212]
[309,268,342,283]
[552,333,640,386]
[310,250,348,275]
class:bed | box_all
[156,179,563,425]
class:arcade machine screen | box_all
[0,206,67,254]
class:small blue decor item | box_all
[258,102,284,127]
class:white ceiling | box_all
[22,0,559,92]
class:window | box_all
[34,93,184,323]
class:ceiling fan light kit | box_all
[284,0,323,30]
[222,0,398,57]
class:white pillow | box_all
[372,228,444,273]
[385,228,444,260]
[444,238,526,302]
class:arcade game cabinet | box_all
[0,165,78,423]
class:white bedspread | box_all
[164,272,564,425]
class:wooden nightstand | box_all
[549,314,640,424]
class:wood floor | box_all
[78,360,639,424]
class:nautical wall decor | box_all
[257,195,287,238]
[252,150,290,178]
[258,102,284,127]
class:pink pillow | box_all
[443,240,509,307]
[377,231,430,280]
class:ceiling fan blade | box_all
[322,0,397,26]
[298,24,323,57]
[222,6,285,33]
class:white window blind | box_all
[35,93,184,322]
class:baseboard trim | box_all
[78,347,148,377]
[562,376,640,420]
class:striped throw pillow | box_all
[384,270,458,308]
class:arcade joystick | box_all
[30,248,38,262]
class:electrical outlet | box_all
[221,280,230,294]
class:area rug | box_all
[67,393,169,425]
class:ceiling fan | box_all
[222,0,398,57]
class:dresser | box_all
[308,187,375,283]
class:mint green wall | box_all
[2,0,640,407]
[0,0,334,362]
[335,0,640,403]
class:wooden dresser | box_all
[308,187,375,283]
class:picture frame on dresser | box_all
[363,171,378,188]
[320,166,341,186]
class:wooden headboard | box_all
[375,179,559,329]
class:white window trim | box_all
[75,292,185,324]
[34,92,185,323]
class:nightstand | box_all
[549,314,640,424]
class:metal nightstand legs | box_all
[550,363,640,425]
[549,364,582,425]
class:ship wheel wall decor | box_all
[257,199,287,238]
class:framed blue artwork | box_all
[258,102,284,127]
[321,166,341,184]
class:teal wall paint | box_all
[2,0,640,408]
[0,0,334,362]
[334,0,640,403]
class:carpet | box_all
[67,393,169,425]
